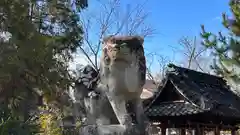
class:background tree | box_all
[77,0,155,70]
[170,36,211,73]
[201,0,240,92]
[146,53,170,84]
[0,0,87,134]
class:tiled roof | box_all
[145,64,240,118]
[145,102,205,117]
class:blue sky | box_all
[143,0,231,60]
[137,0,232,73]
[75,0,232,72]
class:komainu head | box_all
[100,35,146,96]
[102,36,144,66]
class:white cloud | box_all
[68,53,98,71]
[68,53,98,101]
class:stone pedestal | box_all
[79,125,148,135]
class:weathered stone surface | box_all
[80,125,146,135]
[74,66,118,125]
[74,35,149,135]
[100,35,147,130]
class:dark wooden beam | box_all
[181,128,186,135]
[196,124,203,135]
[231,128,236,135]
[214,126,220,135]
[161,123,167,135]
[151,121,238,130]
[148,114,240,125]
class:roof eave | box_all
[144,74,170,111]
[168,79,201,109]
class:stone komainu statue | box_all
[74,65,99,124]
[100,36,147,130]
[75,35,148,134]
[74,65,118,125]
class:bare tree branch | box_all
[144,48,170,84]
[171,36,210,73]
[78,0,155,70]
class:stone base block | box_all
[79,124,147,135]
